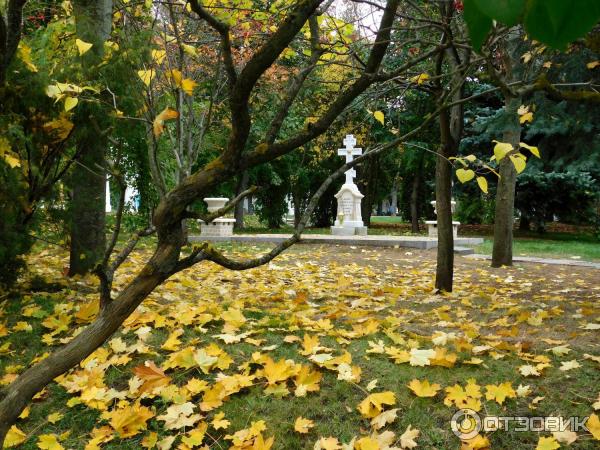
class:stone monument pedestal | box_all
[330,184,367,236]
[427,200,460,238]
[329,135,369,236]
[200,197,235,237]
[425,220,460,239]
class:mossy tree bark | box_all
[491,97,521,267]
[68,0,113,275]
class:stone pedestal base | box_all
[200,218,236,237]
[425,220,460,239]
[331,225,368,236]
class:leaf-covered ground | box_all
[1,243,600,449]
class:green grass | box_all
[475,235,600,261]
[3,243,600,449]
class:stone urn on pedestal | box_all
[200,198,236,237]
[425,200,460,238]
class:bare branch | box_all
[108,226,156,276]
[188,0,236,84]
[265,15,325,145]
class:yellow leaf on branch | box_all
[373,110,384,125]
[137,69,154,87]
[493,140,513,162]
[64,96,78,112]
[509,153,527,174]
[476,176,488,193]
[410,73,430,84]
[153,107,179,137]
[75,38,93,56]
[456,168,475,183]
[520,142,540,158]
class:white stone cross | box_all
[338,134,362,185]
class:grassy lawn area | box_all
[1,244,599,449]
[475,234,600,262]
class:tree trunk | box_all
[390,177,398,217]
[359,155,379,227]
[410,173,420,233]
[68,141,107,275]
[435,93,463,292]
[519,214,530,231]
[234,171,249,230]
[434,133,455,292]
[68,0,113,275]
[292,192,302,228]
[491,97,521,267]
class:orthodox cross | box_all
[338,134,362,185]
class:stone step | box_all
[454,246,475,255]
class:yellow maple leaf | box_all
[212,411,230,430]
[588,413,600,440]
[37,434,64,450]
[161,328,183,351]
[430,347,457,367]
[133,360,171,394]
[85,426,114,450]
[444,384,468,407]
[461,434,490,450]
[200,383,226,411]
[294,364,322,397]
[399,425,420,449]
[535,436,560,450]
[299,334,320,356]
[294,416,314,434]
[181,422,208,447]
[109,403,154,438]
[371,408,398,430]
[354,436,379,450]
[261,357,298,385]
[140,431,158,449]
[559,360,581,371]
[47,412,64,424]
[221,307,246,331]
[157,402,201,430]
[5,425,27,447]
[408,379,441,398]
[357,391,396,418]
[225,420,267,446]
[314,437,342,450]
[485,382,516,405]
[409,348,435,366]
